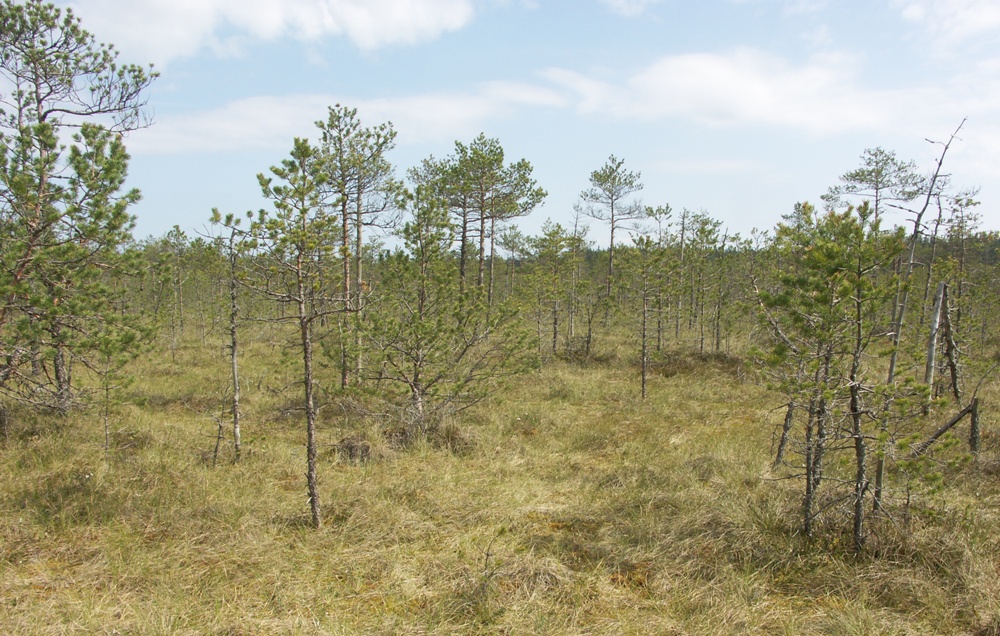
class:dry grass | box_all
[1,331,998,634]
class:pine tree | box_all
[0,0,156,411]
[366,188,534,434]
[240,138,338,529]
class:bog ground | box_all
[2,336,998,635]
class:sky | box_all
[55,0,1000,245]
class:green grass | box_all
[1,330,999,634]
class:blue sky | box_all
[59,0,1000,244]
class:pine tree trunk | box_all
[641,291,648,400]
[478,214,486,289]
[229,242,241,462]
[969,397,980,455]
[488,218,496,306]
[341,196,352,389]
[804,405,815,538]
[924,282,946,394]
[942,290,962,403]
[852,395,867,554]
[355,194,365,383]
[53,337,72,413]
[459,207,469,293]
[774,402,794,467]
[922,280,945,412]
[297,264,321,529]
[655,291,663,353]
[551,300,558,355]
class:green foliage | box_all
[0,0,156,411]
[409,133,546,298]
[366,189,535,431]
[580,154,644,218]
[822,147,924,219]
[580,154,644,298]
[314,103,401,306]
[757,202,913,547]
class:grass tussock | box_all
[0,333,998,634]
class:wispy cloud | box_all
[64,0,476,66]
[544,49,902,134]
[127,95,331,155]
[598,0,660,17]
[128,81,568,155]
[800,24,834,48]
[130,43,1000,158]
[892,0,1000,49]
[782,0,829,16]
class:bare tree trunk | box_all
[924,282,946,411]
[641,291,649,400]
[459,207,469,293]
[412,385,426,434]
[340,196,352,389]
[355,314,363,383]
[887,120,964,384]
[852,408,867,553]
[911,399,977,456]
[877,122,966,515]
[101,372,112,453]
[478,213,486,290]
[606,206,616,300]
[355,195,365,384]
[814,397,828,493]
[713,296,722,353]
[804,404,815,538]
[53,336,71,413]
[774,402,794,468]
[568,274,576,341]
[551,300,558,356]
[919,200,945,328]
[585,300,595,358]
[674,290,681,341]
[488,218,496,306]
[942,289,962,403]
[297,269,321,528]
[212,405,225,468]
[850,285,867,553]
[969,397,980,455]
[229,242,241,462]
[698,275,706,354]
[534,301,543,356]
[655,291,663,353]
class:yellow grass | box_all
[1,330,998,634]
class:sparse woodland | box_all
[3,2,1000,633]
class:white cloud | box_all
[892,0,1000,48]
[127,81,568,155]
[599,0,660,17]
[782,0,828,16]
[63,0,476,66]
[801,24,834,48]
[544,49,901,134]
[129,45,1000,164]
[539,45,1000,168]
[127,95,331,155]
